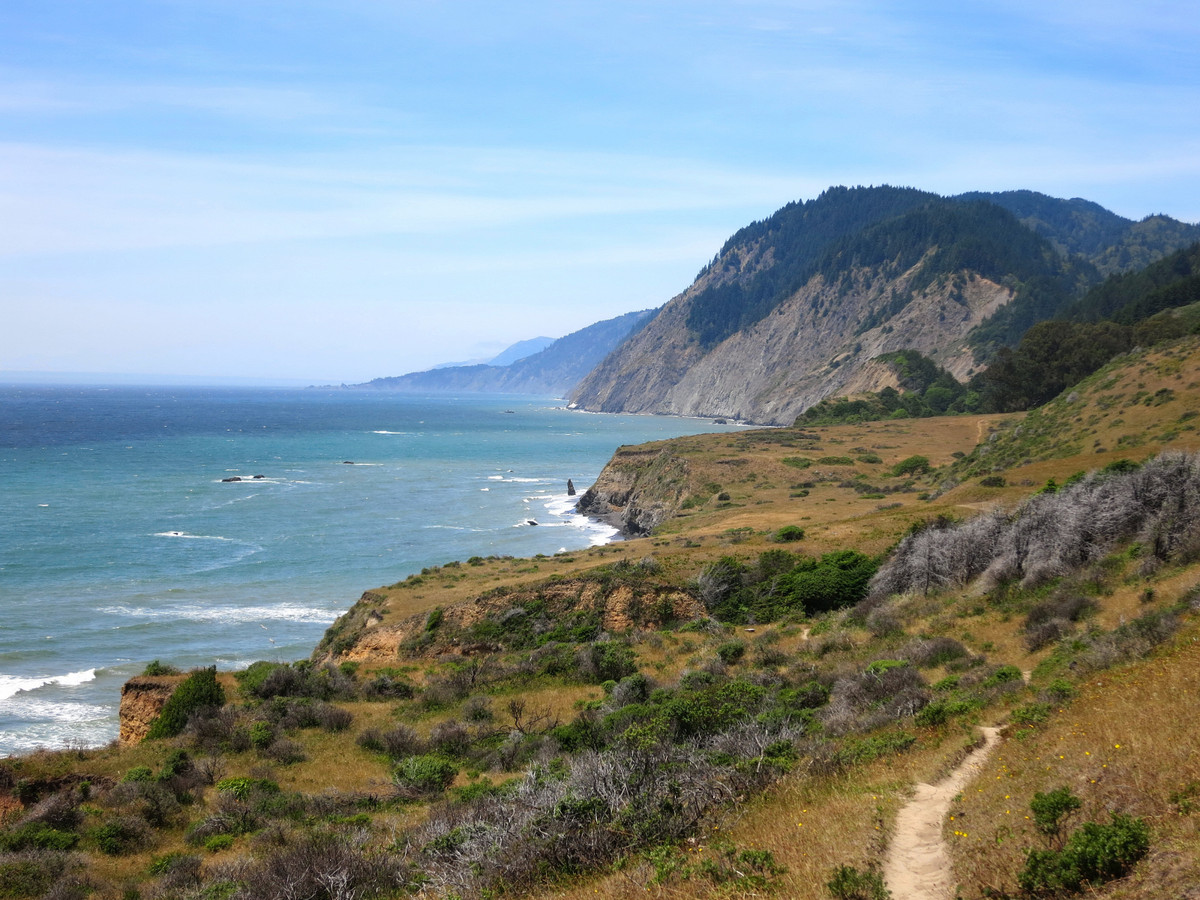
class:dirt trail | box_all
[883,726,1001,900]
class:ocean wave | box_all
[0,668,97,702]
[96,603,338,626]
[153,531,235,540]
[371,430,412,435]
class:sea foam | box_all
[0,668,97,702]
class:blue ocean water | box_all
[0,385,740,757]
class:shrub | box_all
[579,642,638,683]
[142,660,180,676]
[314,703,353,732]
[357,724,425,759]
[889,455,930,477]
[0,822,80,852]
[1019,814,1150,895]
[716,641,746,664]
[215,777,281,801]
[0,853,75,898]
[92,816,151,855]
[146,666,225,739]
[393,755,458,798]
[205,834,235,853]
[772,525,806,542]
[775,550,878,616]
[826,864,890,899]
[1031,786,1083,846]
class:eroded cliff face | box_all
[118,677,179,746]
[317,577,704,664]
[571,260,1012,425]
[574,445,690,536]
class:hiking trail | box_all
[882,726,1001,899]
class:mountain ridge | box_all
[570,187,1200,424]
[354,308,654,396]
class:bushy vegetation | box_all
[145,666,225,739]
[698,549,878,623]
[868,452,1200,600]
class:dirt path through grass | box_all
[883,726,1001,899]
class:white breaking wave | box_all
[97,603,338,625]
[0,668,97,702]
[153,531,236,540]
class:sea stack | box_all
[567,478,576,496]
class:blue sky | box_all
[2,1,1198,384]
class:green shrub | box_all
[716,641,746,665]
[1031,786,1083,844]
[1011,702,1053,727]
[121,765,153,784]
[0,822,80,852]
[142,660,180,676]
[889,455,930,477]
[979,475,1006,488]
[1019,813,1150,895]
[817,456,855,466]
[0,856,66,898]
[215,777,280,801]
[248,721,274,749]
[826,864,890,899]
[204,834,235,853]
[145,666,225,739]
[93,817,149,855]
[772,525,806,542]
[393,755,459,797]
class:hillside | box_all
[356,309,653,396]
[6,336,1200,899]
[958,189,1200,275]
[570,187,1198,424]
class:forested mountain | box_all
[570,186,1199,425]
[356,309,654,396]
[958,189,1200,275]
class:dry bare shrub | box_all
[314,703,353,732]
[414,718,789,896]
[186,706,241,753]
[865,605,903,638]
[356,724,425,759]
[1025,618,1074,652]
[261,738,306,765]
[227,833,411,900]
[820,663,929,735]
[19,790,81,831]
[429,720,472,758]
[899,636,968,668]
[870,453,1200,599]
[1071,610,1181,673]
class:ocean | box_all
[0,385,740,757]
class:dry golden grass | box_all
[945,618,1200,898]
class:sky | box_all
[1,1,1198,385]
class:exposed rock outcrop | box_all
[118,676,181,746]
[315,577,704,664]
[574,445,690,536]
[571,261,1010,425]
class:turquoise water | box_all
[0,386,739,756]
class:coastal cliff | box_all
[573,445,692,536]
[118,676,180,746]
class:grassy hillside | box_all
[4,341,1200,900]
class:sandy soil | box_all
[883,726,1001,900]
